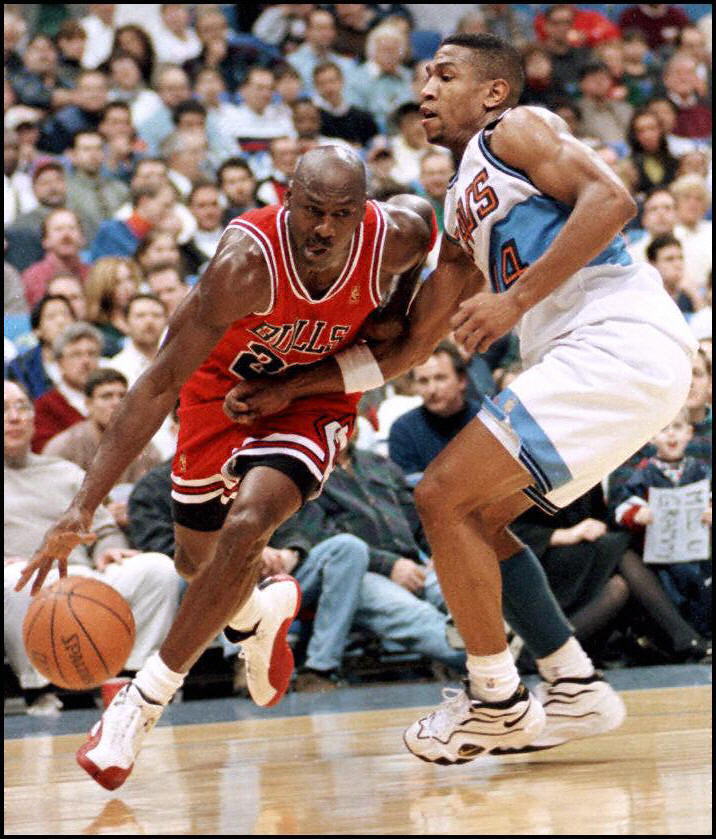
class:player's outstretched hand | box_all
[224,379,295,424]
[450,291,522,354]
[14,506,96,596]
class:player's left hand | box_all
[450,290,523,354]
[224,379,295,424]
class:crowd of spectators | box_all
[4,4,712,714]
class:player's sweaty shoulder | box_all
[381,199,432,274]
[492,105,567,167]
[199,225,273,323]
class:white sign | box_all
[643,479,711,564]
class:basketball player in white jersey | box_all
[223,34,697,763]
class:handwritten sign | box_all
[643,479,711,564]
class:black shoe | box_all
[293,667,345,693]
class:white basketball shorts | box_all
[478,318,694,512]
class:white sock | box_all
[228,588,263,632]
[467,648,521,702]
[536,636,594,683]
[133,652,186,706]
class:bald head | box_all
[293,145,367,199]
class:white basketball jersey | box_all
[443,107,695,362]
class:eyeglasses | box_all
[4,401,34,416]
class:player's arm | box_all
[225,235,484,423]
[452,107,637,353]
[16,229,271,594]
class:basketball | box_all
[22,576,136,691]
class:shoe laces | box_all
[103,688,157,754]
[423,687,472,739]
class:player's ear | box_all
[484,78,511,109]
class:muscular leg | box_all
[159,466,302,673]
[173,525,222,581]
[414,418,532,656]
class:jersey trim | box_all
[276,207,364,305]
[367,200,388,307]
[227,219,278,315]
[478,131,534,187]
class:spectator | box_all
[676,24,710,94]
[415,151,453,270]
[389,102,432,187]
[218,157,258,224]
[109,24,156,86]
[688,276,712,345]
[364,137,404,200]
[626,107,680,196]
[44,367,163,528]
[332,4,381,61]
[128,456,176,558]
[4,11,27,77]
[161,128,213,199]
[578,61,633,144]
[135,230,182,276]
[97,101,145,185]
[184,6,280,95]
[9,32,74,111]
[106,51,162,132]
[646,233,698,315]
[519,45,567,107]
[38,69,110,155]
[5,158,67,272]
[685,346,712,466]
[274,65,305,123]
[4,379,182,715]
[6,105,45,175]
[31,321,103,453]
[288,8,358,97]
[388,342,482,485]
[621,29,663,107]
[671,174,712,293]
[255,137,300,206]
[4,261,29,319]
[346,22,414,134]
[193,67,245,165]
[84,256,142,357]
[534,5,620,49]
[108,294,168,387]
[55,19,88,86]
[135,65,192,156]
[6,295,75,400]
[291,98,345,155]
[617,4,691,53]
[268,442,465,689]
[145,264,190,316]
[628,187,677,261]
[609,409,711,659]
[66,130,130,243]
[549,96,584,138]
[647,96,702,158]
[312,61,379,148]
[21,209,89,309]
[509,487,631,665]
[46,274,87,321]
[150,4,202,65]
[231,67,296,157]
[662,52,712,139]
[80,4,117,70]
[90,182,175,261]
[539,5,592,98]
[181,182,225,274]
[4,130,36,227]
[252,4,314,52]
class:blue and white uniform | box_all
[443,107,697,511]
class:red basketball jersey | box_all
[181,202,388,408]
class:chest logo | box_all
[349,286,361,304]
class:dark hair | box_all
[392,101,422,125]
[274,63,302,82]
[313,60,343,82]
[439,33,525,106]
[431,340,467,376]
[218,156,254,183]
[188,179,220,204]
[100,100,131,121]
[647,232,682,263]
[124,292,167,319]
[30,295,75,333]
[111,24,155,84]
[84,367,128,398]
[55,20,87,44]
[579,61,610,82]
[548,95,583,122]
[130,182,168,208]
[172,99,207,125]
[627,106,672,157]
[146,262,186,283]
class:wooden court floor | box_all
[4,685,711,835]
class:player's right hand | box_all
[14,507,96,596]
[224,379,295,424]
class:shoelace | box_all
[104,690,157,753]
[426,688,472,739]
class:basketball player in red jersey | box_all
[16,146,433,790]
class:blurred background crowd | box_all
[4,4,712,715]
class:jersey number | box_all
[500,239,529,287]
[230,342,286,380]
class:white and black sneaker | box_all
[403,681,546,765]
[491,671,626,754]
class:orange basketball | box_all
[22,576,136,691]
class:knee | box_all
[173,545,202,582]
[608,573,630,606]
[324,534,370,570]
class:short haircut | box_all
[392,101,422,126]
[56,20,86,43]
[146,262,186,284]
[439,33,525,106]
[100,100,131,121]
[124,292,167,319]
[72,129,102,148]
[218,156,254,183]
[430,340,467,377]
[53,321,103,359]
[313,60,342,82]
[30,295,75,332]
[130,182,167,207]
[41,208,82,240]
[647,232,682,263]
[172,99,207,125]
[188,179,220,204]
[85,367,128,398]
[670,173,711,206]
[274,63,301,82]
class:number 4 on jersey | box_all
[500,239,528,288]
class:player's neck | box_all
[448,108,509,162]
